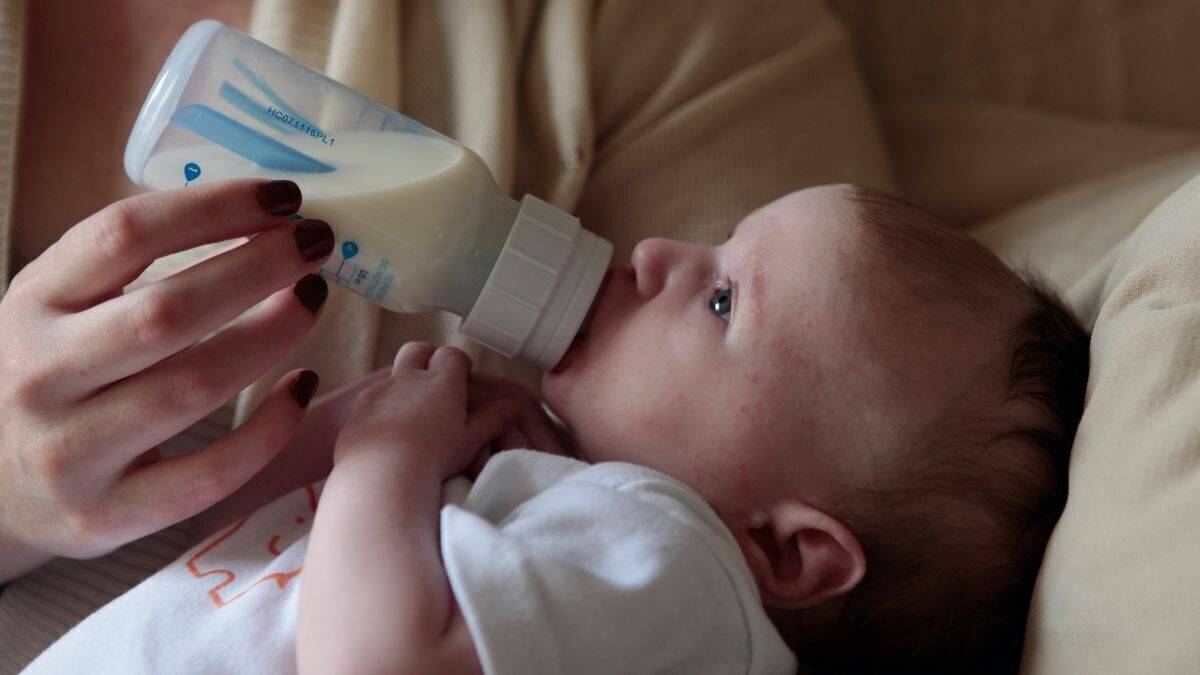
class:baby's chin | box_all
[543,364,616,460]
[540,368,565,407]
[540,343,590,413]
[539,370,571,427]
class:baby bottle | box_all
[124,20,612,370]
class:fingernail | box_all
[292,274,328,315]
[256,180,302,216]
[293,219,334,261]
[289,370,320,408]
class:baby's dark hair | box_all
[775,186,1090,673]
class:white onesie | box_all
[23,450,796,674]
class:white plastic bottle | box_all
[125,20,612,370]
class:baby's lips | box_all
[551,268,614,373]
[579,268,615,339]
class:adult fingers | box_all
[79,278,327,462]
[63,219,333,390]
[35,179,302,308]
[188,367,392,539]
[392,342,438,373]
[123,239,244,294]
[109,369,319,537]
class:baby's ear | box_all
[735,501,866,610]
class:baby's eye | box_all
[709,285,733,323]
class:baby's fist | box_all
[334,343,519,479]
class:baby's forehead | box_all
[736,186,863,237]
[730,189,866,274]
[733,186,1018,377]
[729,187,887,297]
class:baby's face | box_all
[542,185,993,523]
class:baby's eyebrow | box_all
[743,262,765,328]
[727,230,767,334]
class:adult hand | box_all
[189,367,391,540]
[0,179,333,580]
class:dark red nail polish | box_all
[292,274,328,314]
[289,370,320,408]
[256,180,302,216]
[293,219,334,261]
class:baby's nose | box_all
[631,237,675,299]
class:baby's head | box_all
[542,184,1089,671]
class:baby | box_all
[298,184,1090,673]
[20,184,1089,675]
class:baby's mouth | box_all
[551,268,613,374]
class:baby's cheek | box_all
[735,463,752,496]
[622,386,692,451]
[662,390,701,431]
[632,391,679,430]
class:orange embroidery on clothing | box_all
[187,484,319,608]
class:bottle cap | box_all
[460,195,612,370]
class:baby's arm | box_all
[297,344,517,674]
[299,442,480,673]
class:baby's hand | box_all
[334,343,519,480]
[468,373,570,461]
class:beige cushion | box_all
[828,0,1200,225]
[968,150,1200,673]
[969,147,1200,326]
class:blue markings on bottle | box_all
[184,162,201,183]
[317,242,391,302]
[219,81,298,136]
[333,240,359,281]
[171,104,335,173]
[231,58,322,137]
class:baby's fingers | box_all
[462,399,519,461]
[496,427,532,452]
[393,342,437,373]
[429,345,471,380]
[111,370,320,535]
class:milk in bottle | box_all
[125,20,612,370]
